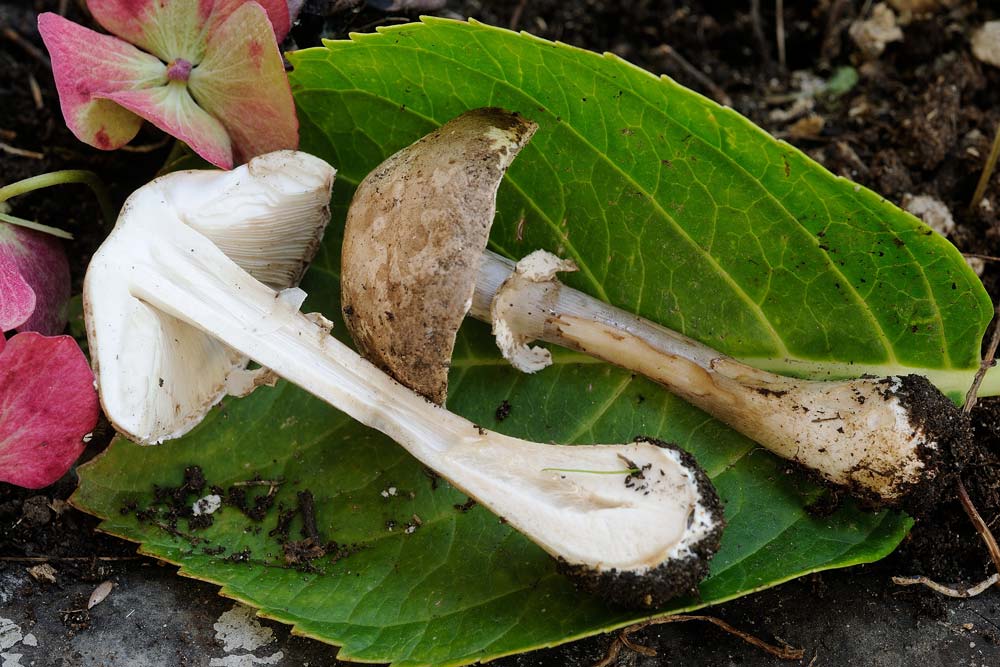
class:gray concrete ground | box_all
[1,559,999,666]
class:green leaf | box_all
[74,17,987,667]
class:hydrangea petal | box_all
[100,83,234,168]
[0,332,99,489]
[38,13,166,151]
[87,0,290,57]
[188,3,297,165]
[0,225,70,335]
[84,0,208,63]
[207,0,291,43]
[0,245,35,332]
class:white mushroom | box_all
[340,109,971,511]
[84,150,724,608]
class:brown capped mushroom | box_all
[340,108,970,511]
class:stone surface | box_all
[1,560,999,666]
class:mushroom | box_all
[340,108,970,511]
[84,150,724,608]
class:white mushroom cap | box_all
[84,151,335,444]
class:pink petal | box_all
[100,84,234,168]
[0,333,98,489]
[0,225,70,335]
[84,0,208,63]
[207,0,291,43]
[188,2,297,165]
[87,0,290,57]
[0,248,35,332]
[38,13,166,152]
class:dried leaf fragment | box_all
[88,580,115,609]
[27,563,58,584]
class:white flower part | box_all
[490,250,578,373]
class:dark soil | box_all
[4,0,1000,665]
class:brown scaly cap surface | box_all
[341,108,537,405]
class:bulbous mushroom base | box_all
[877,374,973,517]
[558,439,725,608]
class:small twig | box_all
[970,119,1000,212]
[775,0,786,70]
[27,74,43,111]
[819,0,850,66]
[354,15,411,33]
[230,478,283,488]
[653,45,733,107]
[964,303,1000,413]
[0,129,16,141]
[1,27,50,68]
[749,0,772,67]
[591,614,804,666]
[119,137,172,153]
[892,574,999,598]
[618,632,656,657]
[958,480,1000,576]
[509,0,528,30]
[963,253,1000,263]
[0,143,44,160]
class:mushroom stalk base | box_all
[127,233,721,599]
[471,250,967,507]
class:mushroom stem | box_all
[471,249,968,509]
[133,239,720,605]
[87,153,723,607]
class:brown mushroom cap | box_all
[341,108,537,404]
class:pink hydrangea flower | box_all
[0,216,95,488]
[0,223,70,335]
[38,0,298,169]
[0,332,100,488]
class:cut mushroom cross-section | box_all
[340,108,971,511]
[84,150,724,608]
